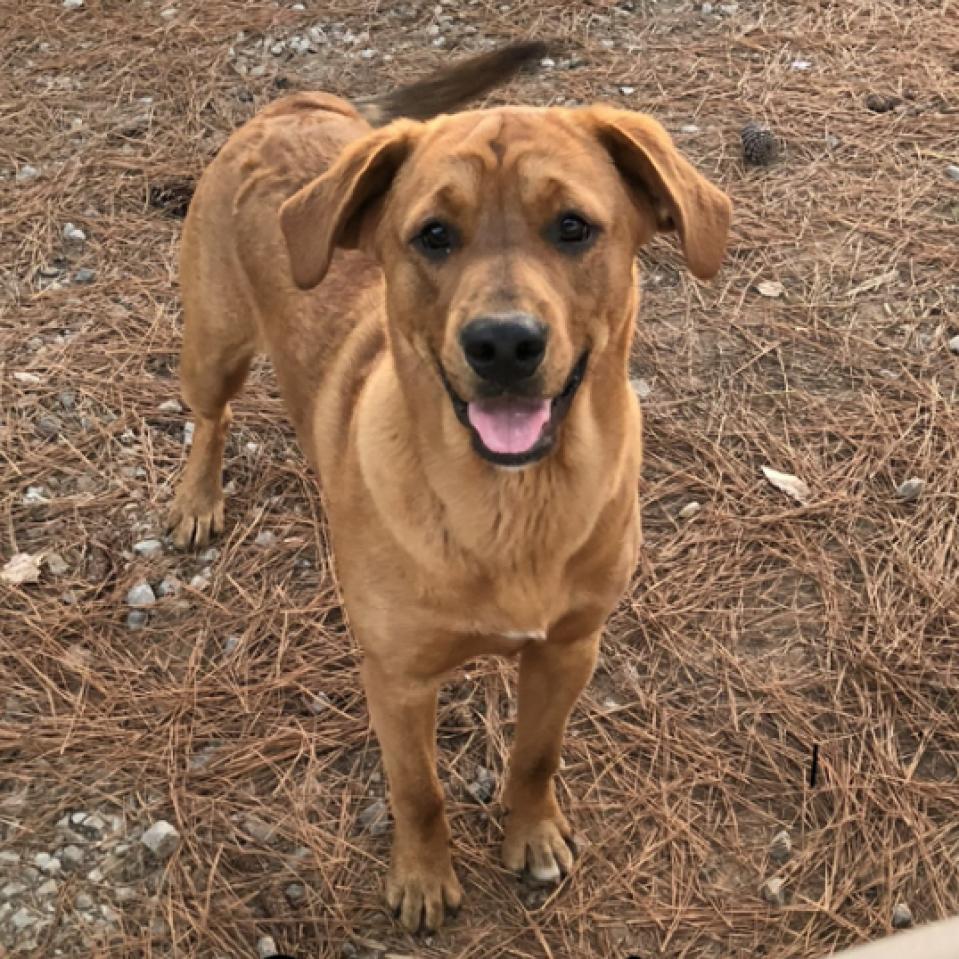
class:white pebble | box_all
[13,371,41,385]
[680,123,700,133]
[62,222,86,242]
[701,1,713,11]
[140,820,180,859]
[1,882,28,899]
[945,164,959,182]
[678,501,701,520]
[11,907,37,930]
[37,879,59,897]
[895,477,924,502]
[790,58,812,70]
[254,530,277,548]
[100,903,120,923]
[160,7,177,17]
[291,2,305,8]
[133,539,163,559]
[126,582,156,607]
[63,0,83,7]
[189,573,210,590]
[257,936,279,958]
[183,421,195,446]
[75,892,94,910]
[619,86,635,95]
[948,334,959,355]
[158,398,183,414]
[540,57,555,68]
[15,164,40,182]
[271,41,286,55]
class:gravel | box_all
[761,876,785,907]
[126,610,149,630]
[62,222,86,242]
[158,398,183,414]
[140,820,180,859]
[126,582,156,607]
[892,901,914,928]
[896,477,924,502]
[133,538,164,558]
[15,164,41,182]
[769,829,791,864]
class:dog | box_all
[167,42,731,932]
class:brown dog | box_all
[168,44,731,932]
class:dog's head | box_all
[280,106,731,468]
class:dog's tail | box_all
[354,41,549,127]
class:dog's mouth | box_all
[439,352,589,467]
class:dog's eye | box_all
[552,213,595,250]
[415,220,455,258]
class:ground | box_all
[2,1,958,957]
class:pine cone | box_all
[741,121,778,166]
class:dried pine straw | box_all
[1,1,957,957]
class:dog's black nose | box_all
[460,315,547,386]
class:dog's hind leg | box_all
[168,245,258,549]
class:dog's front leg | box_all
[361,656,463,932]
[502,632,601,881]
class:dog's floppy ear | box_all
[588,106,731,280]
[279,122,418,290]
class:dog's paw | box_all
[502,810,576,883]
[167,489,224,550]
[386,853,463,933]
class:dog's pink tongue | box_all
[467,397,550,455]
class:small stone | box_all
[73,268,96,284]
[63,222,86,242]
[63,0,83,7]
[948,334,959,355]
[270,41,286,55]
[680,123,700,133]
[140,820,180,859]
[306,691,331,714]
[81,813,107,835]
[223,635,240,656]
[133,538,164,558]
[285,882,305,904]
[58,390,77,410]
[254,530,277,548]
[825,133,841,149]
[189,573,210,590]
[183,422,195,446]
[1,882,27,899]
[678,501,701,520]
[156,577,181,598]
[11,907,37,930]
[127,610,149,630]
[160,6,177,17]
[892,901,913,929]
[86,866,103,883]
[16,164,41,182]
[126,582,156,607]
[769,829,791,864]
[75,892,94,910]
[113,886,136,903]
[198,547,219,564]
[37,879,59,897]
[35,852,62,875]
[540,57,555,68]
[946,165,959,182]
[340,943,359,958]
[427,23,440,36]
[70,811,89,827]
[718,1,738,12]
[741,121,778,166]
[292,2,305,8]
[619,86,635,95]
[45,552,69,575]
[0,851,20,866]
[629,377,652,399]
[358,799,388,833]
[257,936,279,959]
[100,903,120,923]
[896,477,924,502]
[13,371,41,385]
[701,1,713,11]
[790,58,811,70]
[466,765,495,803]
[865,93,900,113]
[158,398,183,414]
[242,815,277,844]
[61,844,85,868]
[761,876,785,907]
